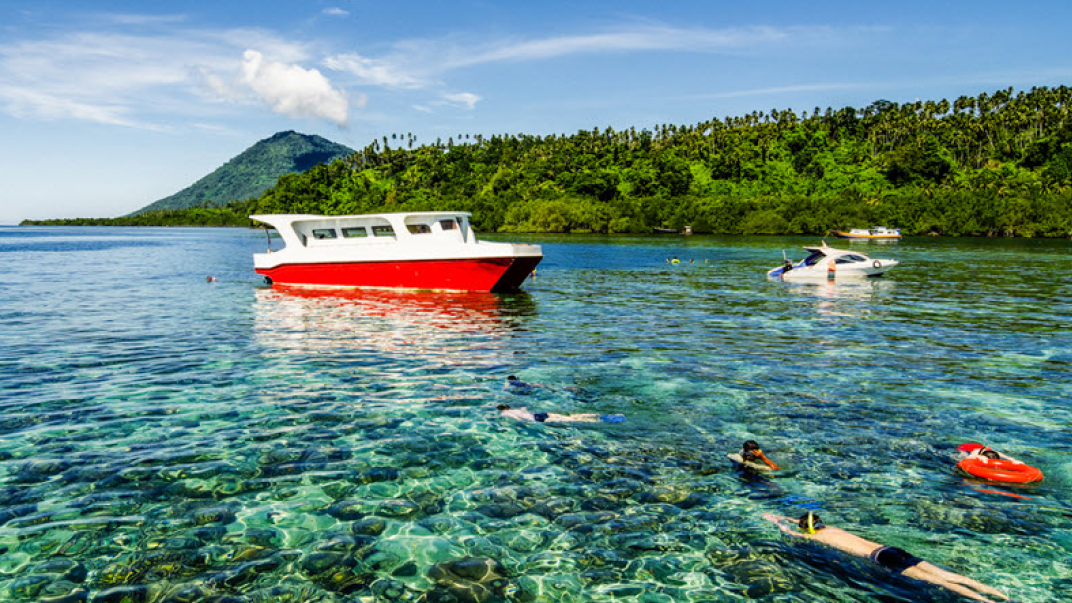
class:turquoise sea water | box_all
[1,226,1070,602]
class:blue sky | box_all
[2,0,1070,224]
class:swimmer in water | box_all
[764,512,1011,603]
[728,440,780,470]
[497,404,625,424]
[504,375,548,394]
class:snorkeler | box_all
[504,375,548,394]
[497,404,625,424]
[764,512,1011,603]
[728,440,780,470]
[956,443,1043,484]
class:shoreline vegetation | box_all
[22,86,1072,237]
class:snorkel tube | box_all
[799,512,824,535]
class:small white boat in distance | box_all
[768,242,898,281]
[831,226,902,240]
[251,212,543,292]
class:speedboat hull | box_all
[768,242,898,281]
[767,261,897,281]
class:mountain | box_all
[130,131,354,215]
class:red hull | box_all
[256,256,541,292]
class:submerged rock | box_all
[370,578,411,601]
[40,586,89,603]
[427,557,510,603]
[92,585,150,603]
[157,584,211,603]
[325,499,366,520]
[31,558,87,582]
[350,516,388,536]
[7,574,52,599]
[193,507,236,526]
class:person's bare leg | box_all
[904,563,1008,602]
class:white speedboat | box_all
[831,226,902,240]
[767,242,898,281]
[251,212,543,292]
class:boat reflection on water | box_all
[252,286,536,369]
[786,278,896,319]
[804,278,895,301]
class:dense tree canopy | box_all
[25,86,1072,237]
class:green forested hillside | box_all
[236,86,1072,237]
[25,87,1072,236]
[128,131,354,214]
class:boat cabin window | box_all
[439,219,457,230]
[342,227,368,238]
[835,254,868,264]
[312,228,337,240]
[406,223,432,234]
[803,252,825,266]
[372,225,395,238]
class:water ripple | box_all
[0,228,1068,602]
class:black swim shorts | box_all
[870,546,923,573]
[533,412,549,422]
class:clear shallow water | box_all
[1,226,1070,603]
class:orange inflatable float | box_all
[956,443,1043,484]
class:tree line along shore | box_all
[24,86,1072,238]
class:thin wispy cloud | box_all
[449,25,790,67]
[0,14,873,132]
[0,19,342,129]
[441,92,480,109]
[0,85,159,130]
[698,83,867,99]
[323,23,829,93]
[102,13,189,26]
[322,53,429,89]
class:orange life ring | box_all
[958,458,1043,484]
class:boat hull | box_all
[832,229,901,240]
[255,255,542,292]
[833,233,901,240]
[768,265,894,281]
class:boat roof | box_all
[802,242,856,255]
[250,212,472,228]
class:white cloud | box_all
[240,50,349,126]
[0,21,321,129]
[323,7,349,17]
[0,16,857,130]
[321,23,817,97]
[0,85,160,129]
[323,53,428,89]
[441,92,480,109]
[448,26,789,67]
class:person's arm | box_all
[995,450,1024,464]
[762,514,808,538]
[754,449,780,470]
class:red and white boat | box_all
[251,212,542,292]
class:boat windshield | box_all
[834,254,868,264]
[802,251,826,266]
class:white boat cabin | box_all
[252,212,477,251]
